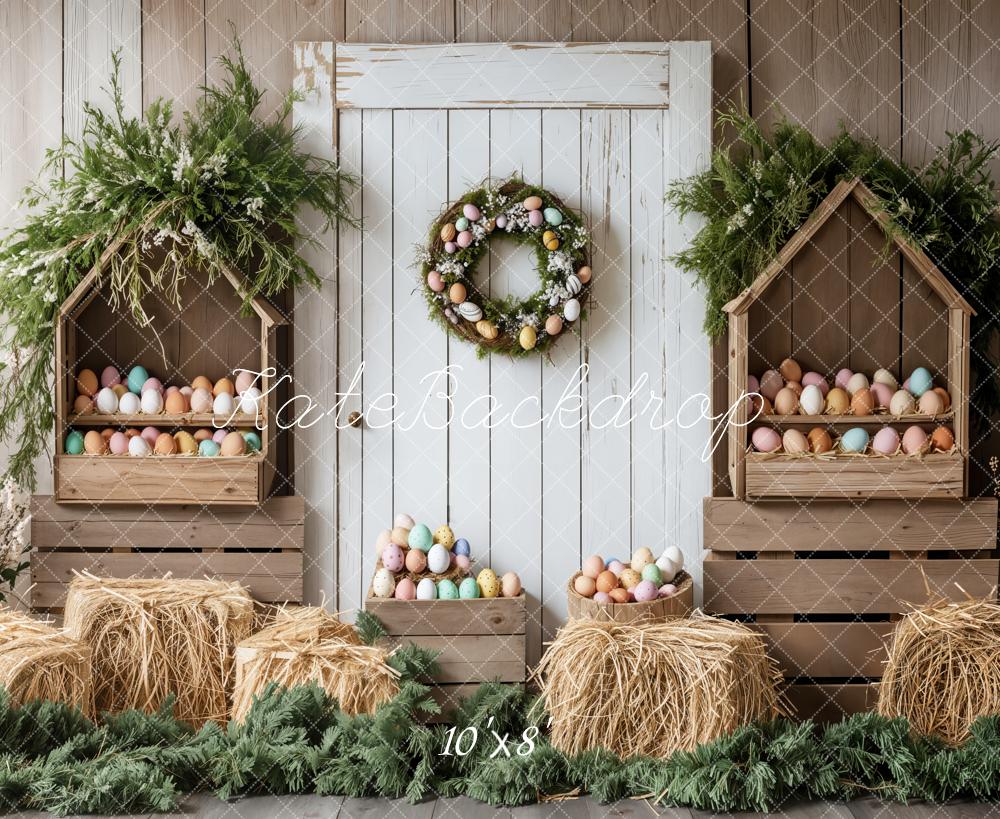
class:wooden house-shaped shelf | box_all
[54,255,285,505]
[725,178,973,499]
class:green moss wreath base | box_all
[418,178,593,358]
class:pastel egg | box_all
[239,387,262,416]
[434,525,455,549]
[165,391,189,413]
[153,432,176,455]
[242,431,262,452]
[191,376,213,392]
[394,578,417,601]
[825,388,850,414]
[582,555,605,579]
[608,587,629,604]
[751,427,782,453]
[543,207,563,226]
[108,431,130,455]
[95,387,119,413]
[908,367,933,397]
[190,388,213,413]
[873,368,898,390]
[220,431,246,456]
[545,315,563,336]
[630,547,654,573]
[416,578,437,600]
[405,548,427,573]
[902,425,928,454]
[774,387,799,415]
[453,538,471,557]
[128,435,151,457]
[456,230,473,248]
[124,428,141,438]
[117,392,140,414]
[459,577,480,599]
[83,430,107,455]
[76,369,99,397]
[596,570,619,594]
[235,370,258,394]
[658,584,678,598]
[839,427,869,453]
[457,301,483,322]
[141,377,163,394]
[574,574,597,598]
[607,560,626,576]
[477,569,500,598]
[382,543,405,572]
[933,387,951,410]
[390,526,410,547]
[476,319,498,340]
[198,439,220,457]
[427,543,451,574]
[872,426,900,455]
[123,366,147,395]
[542,230,559,251]
[73,395,94,414]
[641,563,663,585]
[463,203,481,221]
[445,241,457,253]
[528,209,544,227]
[655,556,677,582]
[64,430,85,455]
[807,427,834,454]
[846,373,870,395]
[779,358,802,382]
[375,529,392,551]
[173,431,198,455]
[437,579,459,600]
[140,426,160,446]
[408,523,433,552]
[449,283,467,304]
[454,554,471,572]
[213,392,235,416]
[759,369,783,401]
[633,580,659,602]
[799,384,825,415]
[930,426,955,452]
[870,382,893,409]
[140,389,163,414]
[193,428,212,442]
[100,366,121,389]
[495,215,508,229]
[427,270,445,292]
[801,372,829,395]
[782,429,809,454]
[593,591,612,604]
[576,266,592,284]
[501,572,522,597]
[850,388,875,416]
[523,195,543,211]
[372,567,395,599]
[563,298,581,322]
[834,368,854,390]
[440,224,457,242]
[889,390,916,416]
[519,326,537,351]
[394,513,416,529]
[918,390,945,415]
[619,568,642,590]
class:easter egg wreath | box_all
[419,178,593,357]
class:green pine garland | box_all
[667,107,1000,418]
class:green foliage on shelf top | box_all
[667,107,1000,416]
[0,38,358,489]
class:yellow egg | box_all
[174,430,198,455]
[545,236,560,251]
[220,431,246,456]
[619,568,642,590]
[434,525,455,549]
[83,430,107,454]
[213,378,235,397]
[112,384,129,399]
[519,326,537,351]
[477,569,500,598]
[154,432,177,455]
[476,320,498,340]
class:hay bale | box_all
[0,608,92,715]
[63,576,254,727]
[534,615,781,758]
[232,605,400,721]
[877,598,1000,745]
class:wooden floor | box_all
[17,794,1000,818]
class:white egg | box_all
[889,389,916,416]
[846,372,870,395]
[95,387,119,414]
[372,567,395,598]
[140,389,163,414]
[564,298,581,322]
[799,384,825,415]
[239,387,262,415]
[427,543,450,574]
[394,513,415,529]
[127,435,151,457]
[213,392,235,415]
[872,368,898,391]
[117,392,140,414]
[663,545,684,570]
[416,578,437,600]
[655,555,677,582]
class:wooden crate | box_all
[54,254,286,505]
[365,592,527,715]
[702,496,999,722]
[566,572,694,622]
[724,178,974,499]
[29,494,304,611]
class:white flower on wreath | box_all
[172,140,193,183]
[201,152,229,182]
[181,220,215,259]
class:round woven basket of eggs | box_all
[567,547,693,624]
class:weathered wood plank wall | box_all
[2,0,997,552]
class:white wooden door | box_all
[293,42,712,664]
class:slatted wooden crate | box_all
[54,253,285,505]
[703,496,999,722]
[29,495,304,611]
[365,591,526,716]
[725,177,974,500]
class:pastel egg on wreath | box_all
[140,389,163,414]
[501,572,522,597]
[457,302,483,322]
[872,426,900,455]
[438,579,459,599]
[528,209,544,227]
[476,319,498,340]
[523,195,543,210]
[801,371,829,395]
[100,366,121,389]
[545,315,563,336]
[118,392,141,414]
[459,577,480,599]
[908,366,933,397]
[839,427,869,453]
[416,577,437,600]
[372,567,395,599]
[95,386,117,415]
[129,435,152,457]
[456,230,473,248]
[73,394,94,415]
[394,578,416,601]
[445,241,457,253]
[902,425,928,454]
[434,524,456,549]
[427,271,445,292]
[242,431,262,452]
[484,218,496,233]
[64,430,85,455]
[549,294,560,307]
[382,543,405,572]
[495,215,508,229]
[453,538,471,557]
[566,274,582,296]
[449,282,467,304]
[126,365,149,395]
[198,439,220,457]
[564,298,581,322]
[456,216,470,231]
[408,523,434,551]
[477,568,500,598]
[445,307,458,324]
[542,230,559,250]
[440,223,457,242]
[543,207,563,225]
[576,265,592,284]
[519,325,537,351]
[463,203,481,222]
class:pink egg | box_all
[381,543,405,572]
[495,215,508,229]
[902,425,928,455]
[190,388,213,413]
[180,386,193,397]
[405,548,427,573]
[528,209,544,227]
[582,555,605,579]
[835,368,854,390]
[872,426,900,455]
[235,371,257,394]
[463,203,481,221]
[427,270,445,292]
[454,554,471,571]
[212,428,228,444]
[140,426,160,446]
[870,382,893,408]
[593,591,612,604]
[903,377,911,392]
[108,431,129,455]
[751,427,782,453]
[394,578,416,601]
[801,372,829,395]
[100,366,121,388]
[456,230,473,248]
[633,580,658,602]
[747,374,760,395]
[759,369,783,401]
[658,583,678,598]
[445,241,457,253]
[142,377,163,394]
[607,560,626,576]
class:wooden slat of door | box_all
[489,108,543,664]
[848,198,901,375]
[447,109,491,555]
[142,0,204,113]
[581,110,632,560]
[630,109,667,553]
[360,109,395,602]
[392,110,449,522]
[540,108,582,641]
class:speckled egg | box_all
[372,567,395,599]
[618,568,642,590]
[382,543,405,572]
[640,563,663,585]
[655,556,677,582]
[607,559,626,576]
[633,580,659,602]
[574,574,597,597]
[477,569,500,598]
[835,368,854,390]
[902,425,928,455]
[454,554,471,572]
[850,387,875,416]
[596,570,619,594]
[582,555,605,579]
[427,543,450,574]
[501,572,522,597]
[390,526,410,547]
[404,548,427,574]
[840,427,869,453]
[593,591,612,604]
[759,369,783,401]
[930,426,955,452]
[437,579,459,599]
[630,547,654,573]
[416,578,437,600]
[459,577,480,599]
[453,538,470,557]
[802,372,829,395]
[782,429,809,454]
[909,367,933,397]
[434,525,455,549]
[799,384,825,416]
[825,388,850,414]
[872,426,900,455]
[751,427,782,453]
[807,427,833,454]
[408,524,433,552]
[394,578,416,601]
[658,584,678,598]
[889,390,916,416]
[918,390,945,415]
[394,513,415,529]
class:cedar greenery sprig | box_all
[0,39,358,489]
[667,107,1000,418]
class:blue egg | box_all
[408,523,433,552]
[242,431,262,452]
[459,577,480,599]
[455,217,470,231]
[198,439,221,457]
[126,365,149,395]
[840,427,870,453]
[453,538,471,557]
[64,430,84,455]
[543,207,563,226]
[908,367,933,397]
[437,579,459,600]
